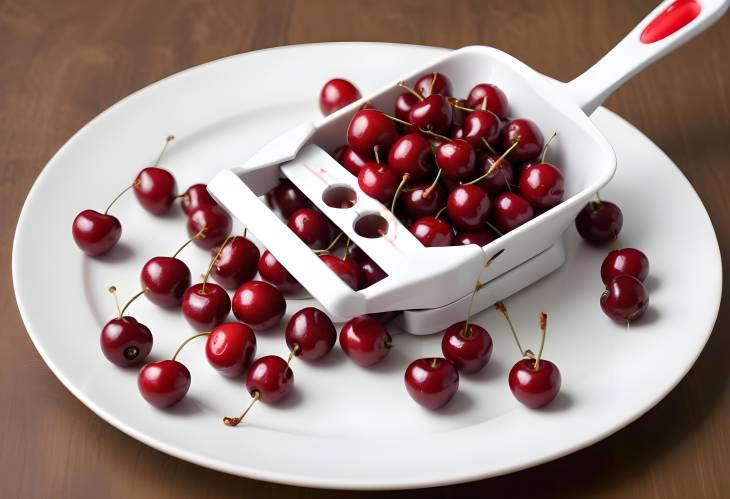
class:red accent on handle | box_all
[640,0,702,44]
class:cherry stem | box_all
[382,113,412,127]
[287,343,301,364]
[171,332,211,361]
[464,141,519,186]
[540,132,558,164]
[314,232,343,256]
[486,220,504,236]
[428,73,437,95]
[430,357,439,369]
[108,286,122,317]
[223,391,260,427]
[397,81,423,101]
[595,192,602,203]
[202,235,233,292]
[120,288,149,317]
[421,128,451,142]
[481,137,497,155]
[448,97,475,113]
[534,312,547,370]
[494,301,527,357]
[373,145,382,164]
[390,173,410,213]
[154,135,175,166]
[104,180,140,215]
[172,227,207,258]
[422,168,442,199]
[480,95,488,111]
[435,205,447,220]
[462,250,504,338]
[343,237,351,260]
[243,227,248,239]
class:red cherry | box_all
[404,357,459,409]
[205,322,257,377]
[257,250,303,294]
[436,139,476,181]
[441,322,493,374]
[453,229,496,247]
[601,248,650,285]
[141,256,191,308]
[395,93,420,123]
[600,275,649,323]
[287,207,332,250]
[519,162,565,209]
[138,360,191,408]
[448,98,468,127]
[491,192,535,233]
[463,110,501,150]
[401,182,446,219]
[409,94,452,134]
[575,200,623,246]
[509,359,561,409]
[187,205,233,250]
[232,280,286,331]
[337,147,369,176]
[245,355,293,403]
[387,133,434,181]
[450,124,465,140]
[414,72,452,98]
[499,119,544,162]
[271,179,310,218]
[134,167,177,215]
[181,183,217,216]
[72,210,122,256]
[210,236,260,289]
[319,78,361,116]
[285,307,337,361]
[357,163,399,204]
[100,316,153,367]
[475,153,515,195]
[182,283,231,331]
[409,216,454,247]
[320,254,360,290]
[446,184,491,231]
[339,316,392,367]
[346,109,398,157]
[346,245,387,288]
[466,83,509,118]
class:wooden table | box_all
[2,1,729,497]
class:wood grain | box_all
[2,0,729,497]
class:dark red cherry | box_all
[601,248,650,285]
[346,246,387,288]
[232,280,286,331]
[491,193,535,233]
[210,236,260,289]
[138,360,191,408]
[600,275,649,323]
[575,200,623,246]
[450,124,465,140]
[499,119,544,162]
[475,153,515,195]
[319,254,360,290]
[436,139,476,181]
[337,147,369,176]
[410,216,454,247]
[182,283,231,331]
[414,72,452,98]
[463,110,501,149]
[509,359,561,409]
[466,83,509,118]
[271,179,310,218]
[357,163,399,204]
[134,167,177,215]
[395,93,420,123]
[404,357,459,409]
[287,207,332,250]
[100,316,153,367]
[519,162,565,209]
[346,109,398,157]
[401,182,446,219]
[72,210,122,256]
[409,94,452,134]
[257,250,303,294]
[319,78,361,116]
[441,322,493,374]
[387,133,434,181]
[245,355,293,403]
[205,322,257,377]
[187,205,233,250]
[446,184,491,231]
[448,98,468,127]
[285,307,337,361]
[181,183,217,216]
[339,315,392,367]
[141,256,191,307]
[453,229,496,247]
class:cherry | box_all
[499,119,544,162]
[475,153,515,195]
[409,94,452,134]
[601,248,650,285]
[401,181,446,219]
[600,275,649,323]
[182,283,231,331]
[395,92,420,123]
[232,280,286,331]
[257,249,303,294]
[387,133,434,181]
[346,245,387,288]
[138,360,191,408]
[347,109,398,157]
[358,162,399,204]
[339,315,392,367]
[446,184,491,231]
[463,109,501,150]
[181,183,217,216]
[320,254,360,290]
[205,322,257,377]
[450,124,465,140]
[134,136,177,215]
[448,98,469,127]
[436,139,476,181]
[209,235,260,289]
[575,200,623,246]
[100,287,152,367]
[287,207,332,250]
[491,192,535,233]
[319,78,361,116]
[453,229,496,247]
[466,83,509,118]
[337,146,369,177]
[442,322,493,374]
[404,358,459,409]
[141,256,191,307]
[285,307,337,361]
[519,163,564,210]
[410,216,454,247]
[187,204,233,250]
[414,72,452,98]
[271,179,310,218]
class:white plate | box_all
[12,43,721,490]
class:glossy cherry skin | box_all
[347,109,398,157]
[134,167,177,215]
[337,146,369,176]
[285,307,337,361]
[436,139,476,181]
[519,162,565,210]
[600,275,649,322]
[187,204,233,250]
[446,184,491,231]
[409,94,452,134]
[463,110,501,149]
[601,248,650,285]
[575,201,623,246]
[414,72,452,98]
[453,229,496,247]
[339,316,392,367]
[401,182,446,219]
[257,250,303,294]
[387,133,434,181]
[181,283,231,331]
[491,193,535,233]
[404,358,459,410]
[319,78,361,116]
[138,360,191,408]
[347,246,387,288]
[509,359,561,409]
[141,256,191,307]
[232,280,286,331]
[320,254,360,290]
[100,316,153,367]
[210,236,260,289]
[441,322,492,374]
[205,322,257,377]
[357,163,399,204]
[466,83,509,118]
[450,124,465,140]
[181,183,217,216]
[475,153,515,195]
[72,210,122,256]
[395,92,420,123]
[245,355,293,403]
[410,216,454,247]
[287,208,332,250]
[271,179,310,218]
[498,119,545,162]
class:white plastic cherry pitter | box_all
[208,0,728,335]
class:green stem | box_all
[390,173,410,213]
[540,132,558,164]
[171,332,211,361]
[495,301,526,357]
[202,235,234,291]
[155,135,175,166]
[464,141,519,186]
[535,312,547,370]
[173,228,206,258]
[120,288,148,317]
[104,181,139,215]
[485,220,504,237]
[397,81,423,101]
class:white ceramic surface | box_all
[13,43,722,490]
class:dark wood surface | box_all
[2,1,729,497]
